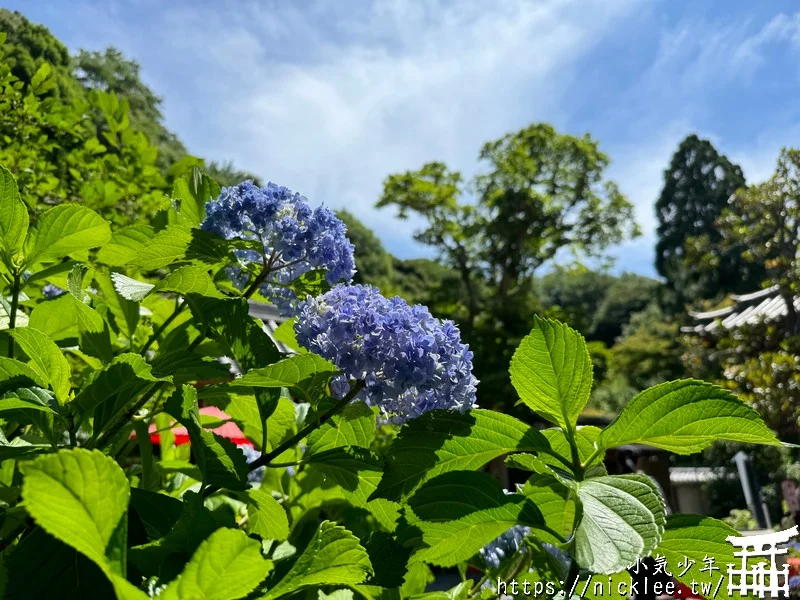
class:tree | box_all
[655,134,760,308]
[336,209,395,289]
[719,148,800,334]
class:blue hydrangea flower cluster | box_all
[294,284,478,423]
[479,525,531,569]
[791,575,800,590]
[201,181,355,315]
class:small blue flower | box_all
[201,181,355,315]
[295,284,478,423]
[42,284,65,299]
[790,575,800,590]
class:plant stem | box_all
[141,300,186,355]
[7,268,20,358]
[249,380,365,472]
[90,383,160,450]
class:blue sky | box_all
[10,1,800,277]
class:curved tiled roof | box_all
[682,285,800,333]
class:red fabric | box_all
[144,406,254,447]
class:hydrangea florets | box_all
[201,181,355,315]
[294,284,478,423]
[42,283,66,299]
[479,525,531,569]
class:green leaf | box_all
[129,488,183,540]
[372,409,549,501]
[160,527,272,600]
[510,315,592,428]
[25,205,111,265]
[129,224,192,270]
[306,446,384,507]
[598,380,780,454]
[17,448,146,600]
[72,296,114,363]
[150,350,232,384]
[574,474,666,574]
[0,356,46,390]
[306,401,376,455]
[521,474,575,543]
[654,514,739,587]
[173,167,220,227]
[260,521,372,600]
[361,531,412,589]
[235,353,337,390]
[9,327,71,402]
[72,353,168,431]
[28,294,78,341]
[165,385,249,490]
[155,265,225,298]
[204,391,297,452]
[96,271,140,339]
[188,296,280,371]
[97,224,155,267]
[0,164,28,259]
[271,318,306,354]
[241,487,290,542]
[0,387,59,415]
[110,272,155,302]
[405,471,543,567]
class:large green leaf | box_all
[129,488,183,541]
[129,224,192,270]
[305,446,385,508]
[155,265,225,299]
[260,521,372,600]
[10,327,71,403]
[0,164,28,260]
[204,391,296,452]
[25,205,111,265]
[372,409,548,501]
[241,487,290,542]
[95,271,140,340]
[173,167,220,227]
[165,385,249,490]
[509,316,593,428]
[109,272,155,302]
[598,380,780,455]
[0,356,46,390]
[574,474,666,574]
[236,354,338,389]
[521,474,575,543]
[160,527,272,600]
[654,514,738,589]
[0,387,59,415]
[405,471,543,567]
[96,224,155,267]
[72,296,114,363]
[306,401,376,456]
[28,294,79,341]
[18,449,146,598]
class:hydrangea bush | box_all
[0,163,787,599]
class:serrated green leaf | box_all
[574,474,666,574]
[521,474,575,543]
[110,272,155,302]
[188,296,279,371]
[0,165,28,259]
[28,294,78,341]
[361,531,412,589]
[271,318,306,353]
[173,167,220,228]
[0,356,46,390]
[405,471,544,567]
[319,591,354,600]
[129,488,183,541]
[510,316,593,428]
[204,391,296,452]
[654,514,739,588]
[72,296,114,363]
[155,265,224,298]
[306,401,376,456]
[235,353,337,389]
[17,448,144,599]
[25,205,111,265]
[9,327,71,402]
[165,385,249,490]
[160,527,273,600]
[372,409,549,502]
[97,224,155,267]
[306,446,384,506]
[150,350,232,384]
[129,224,192,270]
[598,380,780,454]
[242,487,290,542]
[0,387,59,414]
[260,521,372,600]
